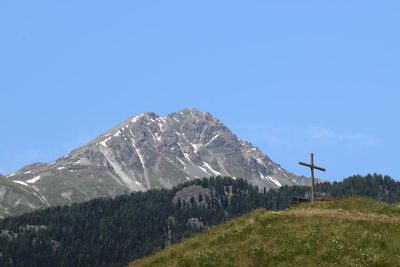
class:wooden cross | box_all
[299,153,326,202]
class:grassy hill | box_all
[130,197,400,266]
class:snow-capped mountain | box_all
[0,109,312,216]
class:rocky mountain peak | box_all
[0,109,313,216]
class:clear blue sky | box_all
[1,1,399,182]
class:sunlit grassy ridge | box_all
[291,196,400,216]
[130,197,400,267]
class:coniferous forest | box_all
[0,174,399,267]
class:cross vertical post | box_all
[299,153,326,202]
[310,153,315,202]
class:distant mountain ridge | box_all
[0,108,312,216]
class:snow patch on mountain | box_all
[191,143,202,153]
[26,176,41,184]
[14,181,28,186]
[203,162,221,176]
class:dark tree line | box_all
[0,174,398,267]
[315,173,400,203]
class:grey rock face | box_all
[1,108,312,216]
[173,185,212,205]
[186,218,205,230]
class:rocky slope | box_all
[0,109,312,216]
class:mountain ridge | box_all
[0,108,312,216]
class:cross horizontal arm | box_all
[299,161,312,168]
[299,161,326,172]
[313,166,326,172]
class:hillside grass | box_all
[291,196,400,217]
[130,197,400,267]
